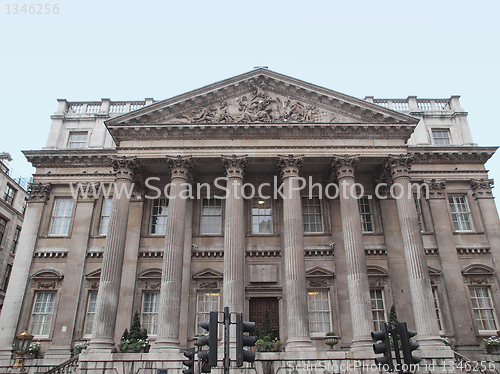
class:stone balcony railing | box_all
[364,95,464,114]
[54,98,156,118]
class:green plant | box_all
[74,341,89,354]
[484,335,500,348]
[325,332,338,337]
[254,310,281,352]
[28,341,41,354]
[119,312,149,352]
[256,335,282,352]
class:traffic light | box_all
[399,322,422,367]
[236,313,256,367]
[371,322,394,371]
[182,348,195,374]
[198,350,212,373]
[198,311,218,367]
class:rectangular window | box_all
[142,292,160,335]
[251,198,273,234]
[150,198,169,234]
[307,290,332,334]
[432,129,451,145]
[11,227,21,254]
[470,287,498,332]
[432,287,443,332]
[49,199,74,236]
[196,292,219,335]
[3,184,16,205]
[449,195,472,231]
[83,291,97,337]
[414,195,424,232]
[201,198,222,234]
[1,264,12,291]
[99,198,113,235]
[0,217,6,246]
[358,197,374,232]
[29,292,57,337]
[370,289,386,331]
[68,132,88,149]
[302,197,324,233]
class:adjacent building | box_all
[0,69,499,372]
[0,153,28,315]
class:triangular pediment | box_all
[193,268,223,280]
[106,69,418,128]
[306,266,334,278]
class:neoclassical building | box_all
[1,69,499,372]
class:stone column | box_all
[0,183,51,360]
[46,184,97,359]
[387,156,442,348]
[277,155,312,351]
[332,155,373,350]
[153,156,192,352]
[89,157,137,352]
[221,155,247,314]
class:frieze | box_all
[142,282,161,290]
[221,155,248,179]
[332,155,359,180]
[28,182,51,203]
[424,179,446,199]
[471,178,494,199]
[307,279,331,288]
[198,281,219,289]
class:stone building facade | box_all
[0,154,28,315]
[1,69,499,371]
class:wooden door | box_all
[249,297,279,331]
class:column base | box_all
[417,334,452,356]
[88,338,116,353]
[284,337,315,352]
[150,338,181,353]
[349,336,375,356]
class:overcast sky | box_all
[1,0,499,196]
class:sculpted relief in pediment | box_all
[135,79,353,124]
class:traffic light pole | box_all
[224,307,230,374]
[388,322,403,374]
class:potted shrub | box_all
[28,341,41,358]
[484,334,500,354]
[74,341,89,354]
[324,332,340,350]
[119,312,149,353]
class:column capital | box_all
[111,156,137,182]
[387,155,413,180]
[27,182,51,203]
[471,178,494,199]
[76,182,101,202]
[424,179,447,199]
[331,155,358,180]
[221,155,247,179]
[167,155,193,181]
[277,154,303,179]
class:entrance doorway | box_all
[249,297,279,332]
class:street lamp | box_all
[12,330,34,369]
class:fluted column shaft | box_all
[222,155,247,314]
[90,158,136,352]
[277,155,312,351]
[0,183,51,359]
[154,156,192,352]
[332,156,373,348]
[388,156,441,346]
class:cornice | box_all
[410,146,496,165]
[108,122,416,143]
[23,149,116,168]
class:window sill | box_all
[453,231,484,235]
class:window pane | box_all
[142,292,160,335]
[251,198,273,234]
[49,199,74,236]
[201,199,222,234]
[448,196,472,232]
[370,289,386,331]
[358,197,374,232]
[84,291,98,336]
[470,287,498,332]
[99,198,113,235]
[196,292,220,334]
[30,292,56,336]
[432,130,450,145]
[150,198,169,234]
[307,291,331,333]
[302,197,324,233]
